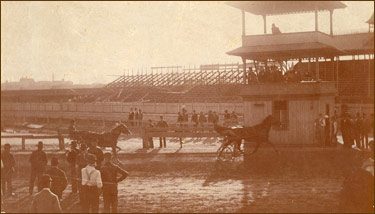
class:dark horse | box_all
[70,123,131,155]
[214,115,279,156]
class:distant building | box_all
[1,77,103,90]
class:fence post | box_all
[21,137,26,151]
[58,129,65,151]
[141,128,148,149]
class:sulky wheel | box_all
[218,145,234,162]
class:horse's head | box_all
[262,115,279,128]
[113,123,132,135]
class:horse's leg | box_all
[266,141,279,154]
[251,141,262,154]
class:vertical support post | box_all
[22,137,26,151]
[315,10,318,31]
[242,10,246,36]
[368,55,371,97]
[263,15,267,34]
[316,57,320,80]
[329,10,333,36]
[242,57,247,84]
[336,56,339,90]
[58,129,65,151]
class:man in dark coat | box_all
[46,157,68,200]
[157,116,168,148]
[100,152,129,213]
[29,141,48,195]
[30,175,62,213]
[88,141,104,170]
[128,108,134,126]
[191,110,198,127]
[66,141,79,193]
[341,113,353,149]
[1,143,16,197]
[354,112,363,149]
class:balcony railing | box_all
[242,31,336,47]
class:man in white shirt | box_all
[81,154,102,213]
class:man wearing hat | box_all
[29,141,48,195]
[101,152,129,213]
[30,174,62,213]
[46,157,68,200]
[1,143,16,197]
[66,141,79,193]
[81,154,103,213]
[88,141,104,170]
[77,143,89,204]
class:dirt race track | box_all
[2,147,365,213]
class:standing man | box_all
[134,108,139,127]
[65,141,79,193]
[361,113,370,150]
[101,152,129,213]
[331,115,338,147]
[191,110,198,127]
[88,142,104,170]
[1,143,16,197]
[354,113,363,149]
[157,116,168,148]
[324,114,331,147]
[77,143,89,204]
[207,110,214,124]
[198,111,207,127]
[341,113,353,148]
[128,108,134,126]
[138,109,144,127]
[46,157,68,200]
[213,111,219,125]
[318,113,326,146]
[29,141,48,195]
[147,119,155,149]
[81,154,103,213]
[68,119,76,140]
[30,175,62,213]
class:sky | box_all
[1,1,374,84]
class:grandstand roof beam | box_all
[329,10,333,36]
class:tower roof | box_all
[227,1,346,16]
[367,13,374,24]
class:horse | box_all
[214,115,279,158]
[70,123,131,156]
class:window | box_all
[272,100,289,129]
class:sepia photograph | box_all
[1,1,374,213]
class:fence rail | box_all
[1,134,68,151]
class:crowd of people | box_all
[127,108,143,127]
[314,112,373,149]
[142,108,240,149]
[1,140,129,213]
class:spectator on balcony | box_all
[191,110,198,127]
[157,116,168,148]
[272,23,281,34]
[248,70,258,84]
